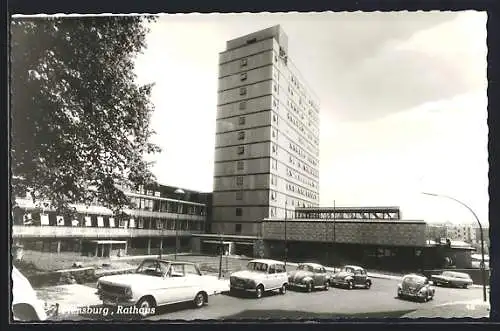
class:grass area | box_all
[223,309,417,320]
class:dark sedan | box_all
[431,271,473,288]
[287,263,331,292]
[331,265,372,290]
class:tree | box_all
[10,16,161,216]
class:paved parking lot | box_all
[41,273,487,321]
[142,277,485,320]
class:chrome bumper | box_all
[288,282,307,288]
[97,292,135,306]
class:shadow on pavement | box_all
[50,301,207,321]
[223,289,284,299]
[221,309,417,320]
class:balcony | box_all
[12,225,202,239]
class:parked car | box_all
[287,263,331,292]
[331,265,372,289]
[397,274,435,302]
[96,259,218,317]
[12,266,59,321]
[229,259,288,298]
[430,271,473,288]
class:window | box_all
[169,264,185,277]
[184,264,200,276]
[239,101,246,110]
[237,146,245,155]
[240,87,247,95]
[271,191,277,201]
[235,223,242,234]
[236,191,243,200]
[272,144,277,154]
[270,207,276,217]
[240,72,247,81]
[237,160,244,170]
[236,207,243,216]
[276,264,286,273]
[238,131,245,140]
[241,58,248,67]
[268,265,276,274]
[239,116,246,125]
[272,113,278,123]
[236,176,244,186]
[271,175,277,186]
[271,159,278,170]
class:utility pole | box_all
[218,231,223,279]
[284,200,288,267]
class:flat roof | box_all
[296,206,401,211]
[262,218,425,224]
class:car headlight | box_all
[419,288,426,294]
[397,284,402,289]
[97,282,102,290]
[124,287,132,298]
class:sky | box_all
[134,11,488,226]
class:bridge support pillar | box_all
[56,240,61,254]
[147,238,151,255]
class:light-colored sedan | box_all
[96,259,219,317]
[12,266,59,321]
[287,263,331,292]
[229,259,288,298]
[431,271,473,288]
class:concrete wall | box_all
[261,220,427,246]
[211,222,262,237]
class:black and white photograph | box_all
[9,11,490,322]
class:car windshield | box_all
[136,260,170,277]
[247,262,268,272]
[297,264,314,272]
[403,276,426,285]
[342,267,355,273]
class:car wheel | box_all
[365,280,371,289]
[306,282,313,293]
[324,281,330,291]
[136,296,156,318]
[279,284,287,295]
[255,285,264,299]
[193,291,206,308]
[348,281,354,290]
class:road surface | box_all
[144,278,484,320]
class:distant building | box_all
[425,222,477,244]
[212,25,320,237]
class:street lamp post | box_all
[421,192,487,302]
[174,188,185,261]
